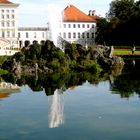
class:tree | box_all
[96,0,140,45]
[107,0,135,22]
[27,43,42,60]
[95,18,109,44]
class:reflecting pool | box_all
[0,60,140,140]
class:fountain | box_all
[47,4,66,128]
[47,4,63,48]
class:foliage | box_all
[96,0,140,46]
[107,0,135,22]
[12,52,25,62]
[0,56,11,65]
[48,59,60,70]
[96,18,109,44]
[1,70,107,96]
[111,69,140,98]
[2,39,103,74]
[0,69,9,75]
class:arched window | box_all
[25,40,30,47]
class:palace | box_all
[0,0,97,55]
[60,5,96,46]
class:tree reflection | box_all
[110,59,140,98]
[1,70,105,96]
[2,62,140,99]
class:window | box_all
[12,21,15,26]
[73,33,76,38]
[2,31,5,38]
[6,10,9,13]
[12,31,15,37]
[19,41,22,48]
[1,15,4,19]
[92,33,94,38]
[82,33,85,38]
[68,24,71,28]
[18,32,20,38]
[1,21,4,27]
[63,24,66,28]
[78,24,80,28]
[68,32,71,38]
[82,24,85,28]
[7,15,9,19]
[12,15,15,19]
[92,24,95,28]
[26,32,28,38]
[87,24,90,28]
[63,33,66,38]
[1,10,4,13]
[73,24,76,28]
[12,10,14,13]
[59,32,61,37]
[34,32,36,38]
[42,32,44,38]
[87,33,89,38]
[7,31,10,37]
[7,21,10,27]
[78,33,80,38]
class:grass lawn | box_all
[114,49,140,55]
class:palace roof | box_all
[0,0,13,4]
[63,5,96,22]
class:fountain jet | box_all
[47,4,63,47]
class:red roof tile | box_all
[63,5,96,22]
[0,0,13,4]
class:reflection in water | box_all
[48,89,64,128]
[0,93,10,99]
[0,82,20,100]
[109,66,123,84]
[132,59,136,67]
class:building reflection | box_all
[0,92,10,99]
[0,82,20,100]
[48,89,64,128]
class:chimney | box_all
[88,10,92,16]
[67,4,71,8]
[92,10,96,16]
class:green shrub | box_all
[0,56,11,65]
[80,59,102,73]
[0,69,9,75]
[49,59,60,70]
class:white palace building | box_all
[0,0,97,56]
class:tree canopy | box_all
[96,0,140,46]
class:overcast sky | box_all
[12,0,113,27]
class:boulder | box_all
[91,45,124,67]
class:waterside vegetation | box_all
[1,40,102,74]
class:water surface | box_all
[0,61,140,140]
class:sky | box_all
[12,0,113,27]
